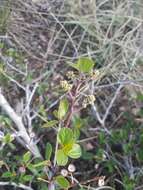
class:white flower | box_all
[68,164,76,173]
[61,169,68,177]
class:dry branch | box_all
[0,90,41,158]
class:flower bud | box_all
[60,80,72,91]
[87,95,96,104]
[19,166,26,174]
[61,169,68,177]
[66,71,75,80]
[68,164,76,173]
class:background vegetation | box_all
[0,0,143,190]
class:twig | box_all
[24,83,38,114]
[53,122,61,167]
[92,104,104,126]
[65,82,81,128]
[0,70,25,91]
[0,181,34,190]
[102,84,123,124]
[0,89,41,158]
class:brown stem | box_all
[65,81,81,128]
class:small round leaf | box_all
[68,144,81,159]
[56,175,70,189]
[58,128,74,145]
[56,149,68,166]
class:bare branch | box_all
[0,181,34,190]
[0,90,41,158]
[102,84,123,124]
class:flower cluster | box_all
[60,80,72,91]
[66,71,75,80]
[82,95,96,108]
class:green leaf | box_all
[23,175,33,182]
[72,57,94,73]
[73,128,80,140]
[0,42,4,49]
[63,143,73,154]
[56,175,70,189]
[33,160,50,168]
[27,164,38,175]
[0,116,12,127]
[56,149,68,166]
[45,143,52,160]
[68,144,81,159]
[137,149,143,161]
[23,151,31,163]
[79,188,86,190]
[137,93,143,101]
[53,110,58,118]
[3,133,14,144]
[72,116,86,129]
[82,149,94,160]
[39,105,47,117]
[42,120,58,128]
[58,128,74,145]
[58,98,69,120]
[2,171,14,178]
[99,132,106,145]
[40,183,49,190]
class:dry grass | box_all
[3,0,142,122]
[5,0,143,77]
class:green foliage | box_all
[23,151,31,164]
[123,176,135,190]
[56,127,81,166]
[0,115,12,127]
[0,0,11,34]
[58,98,69,120]
[2,171,14,178]
[136,93,143,101]
[82,149,94,160]
[0,44,142,190]
[56,175,70,189]
[67,144,81,158]
[72,115,87,129]
[56,149,68,166]
[58,128,74,145]
[42,120,58,128]
[71,57,95,73]
[45,143,52,160]
[22,175,33,182]
[33,160,50,168]
[3,133,14,144]
[93,112,143,189]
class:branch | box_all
[102,84,123,124]
[0,90,41,158]
[0,181,34,190]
